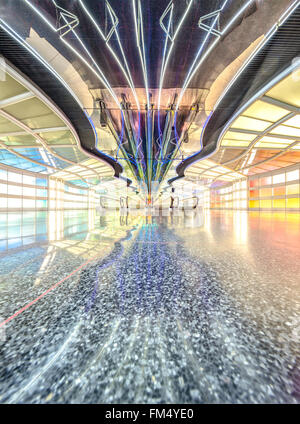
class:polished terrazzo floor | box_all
[0,209,299,403]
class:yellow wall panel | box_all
[249,200,259,208]
[260,200,272,209]
[286,198,300,209]
[273,199,286,209]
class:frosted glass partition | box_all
[209,163,300,211]
[248,164,300,211]
[210,179,248,210]
[0,164,48,212]
[0,163,102,214]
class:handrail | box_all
[182,196,199,209]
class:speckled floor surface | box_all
[0,210,299,403]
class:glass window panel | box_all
[273,174,285,184]
[286,184,299,195]
[270,125,300,138]
[36,188,47,197]
[36,211,46,220]
[36,234,47,242]
[50,199,56,209]
[223,131,256,141]
[249,189,259,198]
[22,222,35,237]
[260,200,272,208]
[273,186,285,196]
[260,176,272,186]
[286,169,299,182]
[260,188,272,197]
[23,187,35,197]
[249,200,259,208]
[8,185,22,195]
[266,73,300,108]
[260,136,292,144]
[0,212,7,225]
[283,115,300,128]
[222,140,250,147]
[8,213,21,224]
[36,220,47,234]
[0,183,7,194]
[249,179,259,188]
[0,168,7,181]
[23,175,36,185]
[36,178,47,187]
[8,172,22,183]
[286,198,300,209]
[0,197,7,209]
[36,200,47,208]
[244,100,289,122]
[22,212,35,223]
[257,142,289,149]
[273,199,286,209]
[8,198,22,208]
[231,116,271,131]
[23,199,35,209]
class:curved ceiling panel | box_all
[0,59,115,186]
[173,1,300,183]
[0,21,123,179]
[184,67,300,187]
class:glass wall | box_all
[48,179,99,210]
[210,179,247,210]
[64,183,89,210]
[0,211,47,251]
[0,164,48,212]
[248,165,300,211]
[209,164,300,211]
[0,164,101,252]
[204,189,210,209]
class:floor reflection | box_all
[0,209,299,404]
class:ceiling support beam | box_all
[261,95,300,114]
[0,144,77,148]
[0,127,69,138]
[0,140,93,186]
[0,91,35,108]
[0,108,100,180]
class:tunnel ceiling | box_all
[0,0,297,196]
[0,59,115,186]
